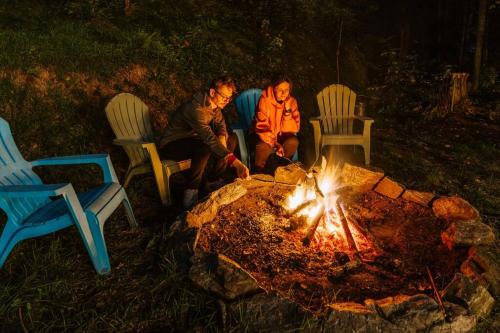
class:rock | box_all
[442,273,495,319]
[402,190,435,207]
[429,302,477,333]
[237,175,275,190]
[371,294,444,332]
[325,302,398,333]
[189,250,262,300]
[374,177,404,199]
[340,163,384,193]
[229,292,318,332]
[432,196,480,223]
[275,164,307,185]
[186,182,247,228]
[441,220,495,249]
[463,246,500,296]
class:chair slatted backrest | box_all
[0,118,47,223]
[105,93,154,168]
[234,89,263,130]
[316,84,357,135]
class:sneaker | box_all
[182,189,199,210]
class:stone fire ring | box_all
[169,163,498,332]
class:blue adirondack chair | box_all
[0,117,137,275]
[232,88,298,168]
[232,89,262,167]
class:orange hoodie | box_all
[255,86,300,146]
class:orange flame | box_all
[284,163,371,252]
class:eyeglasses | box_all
[215,89,233,102]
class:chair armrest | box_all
[353,116,374,137]
[139,142,166,193]
[309,117,322,137]
[31,154,118,183]
[353,115,374,122]
[309,116,321,124]
[0,183,73,198]
[113,138,154,147]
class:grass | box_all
[0,1,499,331]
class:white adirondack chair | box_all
[310,84,374,165]
[105,93,191,206]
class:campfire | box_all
[178,162,497,332]
[283,163,376,259]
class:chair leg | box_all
[122,191,138,228]
[63,188,110,275]
[84,213,111,275]
[314,141,320,164]
[123,165,141,188]
[0,222,20,268]
[363,142,371,165]
[161,168,172,206]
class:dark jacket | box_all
[159,92,229,158]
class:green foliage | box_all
[379,50,460,120]
[62,0,123,20]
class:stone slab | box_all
[442,273,495,319]
[402,190,435,207]
[374,177,404,199]
[441,220,495,249]
[432,196,481,223]
[340,163,384,193]
[186,182,247,228]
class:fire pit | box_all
[174,163,497,332]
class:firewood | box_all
[328,260,362,281]
[302,203,325,246]
[339,202,384,253]
[335,200,361,261]
[287,198,319,217]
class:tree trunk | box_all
[450,73,469,111]
[458,0,468,68]
[472,0,488,92]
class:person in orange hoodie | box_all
[254,75,300,173]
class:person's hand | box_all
[284,99,292,112]
[275,143,284,157]
[232,159,250,180]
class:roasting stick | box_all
[426,266,447,318]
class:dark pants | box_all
[159,133,238,190]
[254,132,299,174]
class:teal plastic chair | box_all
[0,117,137,275]
[232,89,298,168]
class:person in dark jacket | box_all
[159,76,249,209]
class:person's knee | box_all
[289,136,299,148]
[284,136,299,151]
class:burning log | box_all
[287,185,352,218]
[287,198,319,217]
[338,202,384,254]
[335,199,361,261]
[302,203,325,246]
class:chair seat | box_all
[23,183,121,226]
